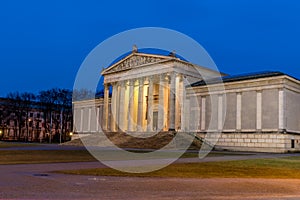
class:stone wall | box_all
[208,132,300,153]
[195,132,300,153]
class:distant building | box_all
[0,98,72,142]
[73,47,300,153]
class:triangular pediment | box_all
[102,53,170,75]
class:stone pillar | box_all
[236,92,242,131]
[180,76,186,131]
[96,107,100,131]
[189,95,199,131]
[158,74,168,131]
[184,98,190,131]
[218,94,223,131]
[175,74,182,130]
[127,80,134,132]
[119,81,126,131]
[256,90,262,130]
[80,108,83,132]
[115,85,120,131]
[137,78,144,131]
[102,84,109,131]
[168,73,176,131]
[147,77,154,132]
[88,107,91,132]
[201,96,206,131]
[111,83,117,132]
[278,89,286,131]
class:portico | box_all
[99,46,221,133]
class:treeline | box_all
[0,87,107,142]
[0,88,73,142]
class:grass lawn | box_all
[0,142,40,149]
[0,146,250,165]
[0,149,202,165]
[58,156,300,179]
[0,150,96,164]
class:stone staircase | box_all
[63,131,202,150]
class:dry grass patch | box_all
[0,142,40,149]
[0,150,96,164]
[58,157,300,179]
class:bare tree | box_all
[56,89,72,142]
[38,88,59,143]
[21,92,36,142]
[6,92,23,140]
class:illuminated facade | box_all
[73,47,300,153]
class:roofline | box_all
[101,52,175,75]
[101,51,225,76]
[190,71,300,87]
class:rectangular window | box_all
[291,139,295,149]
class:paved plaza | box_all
[1,145,300,199]
[1,161,300,200]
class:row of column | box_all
[102,73,184,132]
[186,89,286,132]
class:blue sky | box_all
[0,0,300,96]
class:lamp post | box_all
[59,108,63,144]
[27,118,32,142]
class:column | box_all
[119,81,126,131]
[96,107,100,131]
[236,92,242,130]
[218,94,223,131]
[201,96,206,131]
[278,89,286,130]
[127,80,134,131]
[115,85,120,131]
[256,90,262,130]
[168,73,176,131]
[180,76,186,131]
[88,107,91,132]
[175,74,182,130]
[158,74,168,131]
[111,83,117,132]
[137,78,144,131]
[147,77,154,132]
[102,84,109,131]
[80,108,83,132]
[184,98,190,131]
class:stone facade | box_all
[188,74,300,152]
[73,48,300,153]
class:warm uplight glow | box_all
[69,132,73,136]
[0,130,2,134]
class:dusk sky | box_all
[0,0,300,97]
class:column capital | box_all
[111,82,117,87]
[145,76,154,83]
[119,80,126,86]
[176,73,183,80]
[138,77,145,83]
[127,79,134,86]
[160,73,169,82]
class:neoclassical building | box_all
[73,47,300,153]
